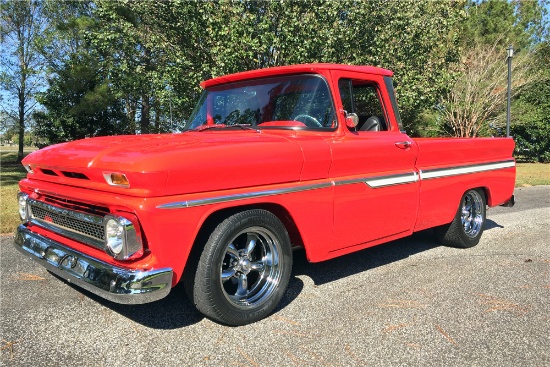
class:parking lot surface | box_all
[1,186,549,366]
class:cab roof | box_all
[201,63,393,88]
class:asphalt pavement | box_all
[1,186,549,366]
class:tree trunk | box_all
[126,97,136,134]
[17,91,25,163]
[140,95,150,134]
[17,65,27,163]
[154,98,160,132]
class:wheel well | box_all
[477,187,490,205]
[459,187,489,206]
[183,203,304,284]
[202,203,304,248]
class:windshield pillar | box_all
[206,92,215,125]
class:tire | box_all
[434,189,486,248]
[188,209,292,326]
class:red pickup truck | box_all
[14,64,515,325]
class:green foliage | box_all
[33,54,128,146]
[463,0,547,49]
[413,109,445,138]
[29,0,466,144]
[438,0,549,140]
[32,0,129,145]
[511,41,550,163]
[16,0,549,145]
[512,118,550,163]
[106,0,465,132]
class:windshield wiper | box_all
[193,124,260,133]
[233,124,260,132]
[193,124,227,132]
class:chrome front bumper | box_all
[14,225,173,304]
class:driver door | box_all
[328,71,419,252]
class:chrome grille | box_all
[28,199,105,249]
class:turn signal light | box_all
[103,172,130,187]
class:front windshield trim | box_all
[185,73,338,132]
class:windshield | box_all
[185,74,336,130]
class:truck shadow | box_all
[485,218,504,230]
[72,225,503,329]
[275,229,440,313]
[59,274,204,328]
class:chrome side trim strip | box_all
[420,160,515,180]
[365,172,419,188]
[334,172,418,188]
[157,159,514,210]
[333,178,368,186]
[158,172,418,210]
[157,182,333,209]
[14,225,173,304]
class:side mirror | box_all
[345,113,359,129]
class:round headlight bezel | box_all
[17,192,29,222]
[103,214,143,260]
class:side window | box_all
[338,79,388,132]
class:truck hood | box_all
[22,131,304,197]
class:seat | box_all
[359,116,381,131]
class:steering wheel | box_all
[293,114,322,127]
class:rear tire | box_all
[434,189,486,248]
[188,209,292,326]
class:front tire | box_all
[189,209,292,326]
[434,189,486,248]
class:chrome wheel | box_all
[461,190,485,238]
[190,209,292,325]
[434,188,486,248]
[220,226,282,309]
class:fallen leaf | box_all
[15,272,45,281]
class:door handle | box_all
[395,141,412,149]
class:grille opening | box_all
[40,169,58,176]
[62,171,89,180]
[31,204,105,241]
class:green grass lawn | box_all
[1,150,549,234]
[1,149,31,234]
[516,163,550,187]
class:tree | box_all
[30,0,466,144]
[91,0,180,134]
[463,0,547,50]
[440,39,534,137]
[122,0,465,130]
[511,41,550,162]
[33,53,128,146]
[33,0,129,145]
[438,0,548,138]
[0,0,46,161]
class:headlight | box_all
[103,214,143,260]
[17,192,29,222]
[105,218,125,255]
